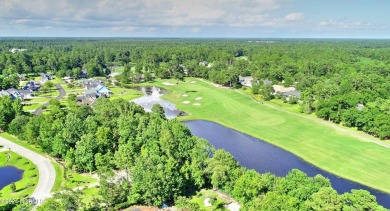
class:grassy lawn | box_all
[0,151,39,203]
[23,103,44,112]
[141,77,390,193]
[109,87,143,101]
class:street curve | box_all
[0,136,56,205]
[34,83,66,115]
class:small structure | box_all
[0,88,32,100]
[239,76,254,87]
[40,73,52,83]
[17,74,26,81]
[199,61,209,66]
[263,80,273,86]
[9,48,27,53]
[357,104,365,111]
[79,70,88,79]
[281,90,301,99]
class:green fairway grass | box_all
[109,87,143,101]
[142,77,390,194]
[0,151,39,203]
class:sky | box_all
[0,0,389,38]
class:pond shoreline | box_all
[182,120,390,209]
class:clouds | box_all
[284,13,304,21]
[0,0,389,37]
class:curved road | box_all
[34,83,66,115]
[0,136,55,205]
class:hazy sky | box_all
[1,0,389,38]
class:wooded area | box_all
[1,38,389,139]
[0,38,389,210]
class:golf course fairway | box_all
[143,77,390,194]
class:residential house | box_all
[40,73,52,83]
[23,81,41,92]
[0,88,31,100]
[239,76,254,87]
[6,88,23,100]
[19,89,33,99]
[281,90,301,99]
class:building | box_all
[23,81,41,92]
[9,48,27,53]
[239,76,254,87]
[40,73,52,83]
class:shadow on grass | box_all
[185,90,198,93]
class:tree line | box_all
[1,38,389,139]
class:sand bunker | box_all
[193,103,201,106]
[182,101,190,104]
[204,198,212,207]
[195,97,202,100]
[190,81,197,84]
[162,82,174,86]
[182,94,188,97]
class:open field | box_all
[109,87,143,101]
[142,77,390,193]
[0,151,39,203]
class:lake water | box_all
[130,86,185,119]
[0,166,24,189]
[183,120,390,209]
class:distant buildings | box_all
[77,79,112,105]
[9,48,27,53]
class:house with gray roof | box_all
[40,73,52,83]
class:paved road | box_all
[0,136,56,204]
[34,84,66,115]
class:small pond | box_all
[183,120,390,209]
[130,86,185,119]
[0,166,24,190]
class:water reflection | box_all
[131,86,184,119]
[183,120,390,209]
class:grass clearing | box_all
[142,77,390,193]
[190,189,231,211]
[0,151,39,203]
[109,87,143,101]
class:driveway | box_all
[0,136,56,204]
[34,83,66,115]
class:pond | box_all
[183,120,390,209]
[0,166,24,190]
[130,86,185,119]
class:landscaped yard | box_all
[141,77,390,194]
[0,151,39,203]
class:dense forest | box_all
[0,97,386,210]
[0,38,389,210]
[1,38,389,139]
